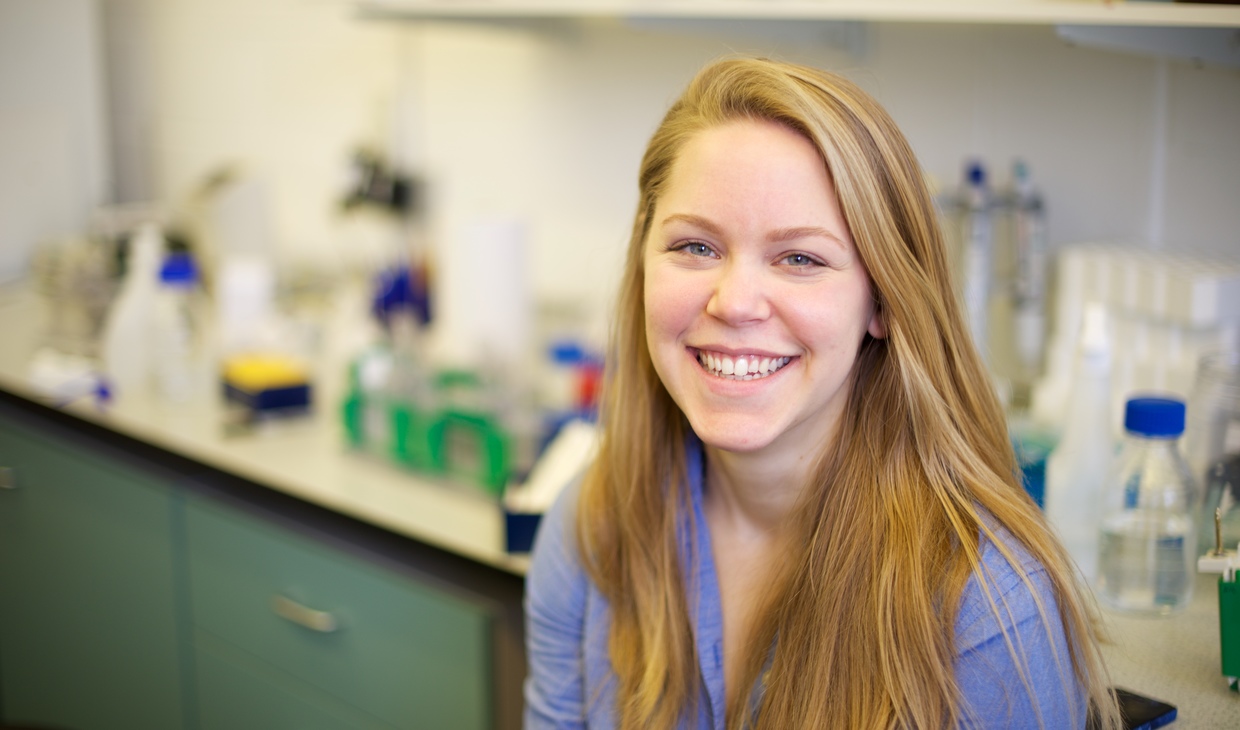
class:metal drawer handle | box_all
[271,594,339,633]
[0,467,14,490]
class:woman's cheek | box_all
[646,268,704,338]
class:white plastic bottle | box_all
[100,223,163,398]
[152,251,203,401]
[1043,303,1113,585]
[1097,396,1196,615]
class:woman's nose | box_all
[705,262,770,325]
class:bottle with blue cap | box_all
[1097,396,1197,615]
[153,251,204,401]
[958,160,993,358]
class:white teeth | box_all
[696,351,791,380]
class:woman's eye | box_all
[676,241,716,258]
[781,253,821,267]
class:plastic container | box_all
[1097,396,1196,616]
[152,252,202,401]
[542,340,594,413]
[100,224,163,397]
[1043,303,1113,584]
[1011,420,1056,509]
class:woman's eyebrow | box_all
[660,214,848,252]
[660,213,723,237]
[767,226,848,249]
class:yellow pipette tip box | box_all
[221,354,312,413]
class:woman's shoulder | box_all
[952,519,1089,727]
[954,520,1061,652]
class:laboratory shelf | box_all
[357,0,1240,29]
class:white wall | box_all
[94,4,1240,321]
[0,0,109,282]
[1163,59,1240,258]
[402,19,1240,314]
[139,0,403,268]
[101,0,156,204]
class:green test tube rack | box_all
[1221,576,1240,691]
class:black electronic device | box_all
[1087,687,1178,730]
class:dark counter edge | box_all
[0,387,528,730]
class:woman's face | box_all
[643,119,883,459]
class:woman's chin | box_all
[686,416,780,455]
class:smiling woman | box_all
[523,57,1122,730]
[644,120,883,459]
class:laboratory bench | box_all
[0,284,1235,729]
[0,286,527,729]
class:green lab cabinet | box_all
[194,632,399,730]
[0,412,187,730]
[184,494,493,730]
[0,396,515,730]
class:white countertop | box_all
[1100,574,1238,728]
[0,284,529,576]
[2,282,1236,724]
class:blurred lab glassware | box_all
[31,235,119,356]
[1097,396,1196,616]
[1186,349,1240,555]
[957,160,994,359]
[153,252,206,401]
[1200,453,1240,558]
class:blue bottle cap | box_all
[159,252,198,285]
[966,161,986,186]
[1123,396,1186,437]
[548,341,585,364]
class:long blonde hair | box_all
[577,57,1119,729]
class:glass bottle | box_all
[1009,159,1049,391]
[957,160,993,358]
[1097,396,1196,615]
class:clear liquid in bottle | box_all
[1095,396,1196,616]
[1097,510,1193,615]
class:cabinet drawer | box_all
[186,497,492,730]
[196,632,397,730]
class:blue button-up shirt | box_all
[523,438,1087,728]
